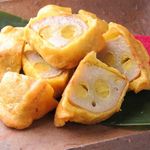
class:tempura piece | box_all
[25,5,107,69]
[0,26,25,79]
[0,72,57,129]
[98,22,150,93]
[55,52,129,127]
[23,44,69,98]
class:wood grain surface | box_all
[0,0,150,35]
[0,0,150,150]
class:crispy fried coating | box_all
[24,5,107,69]
[54,52,128,127]
[0,72,57,129]
[0,26,25,79]
[98,22,150,93]
[23,44,69,98]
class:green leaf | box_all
[102,91,150,126]
[0,11,28,29]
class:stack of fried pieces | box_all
[0,5,149,129]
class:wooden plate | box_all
[0,0,150,149]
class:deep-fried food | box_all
[23,44,70,98]
[24,5,107,69]
[98,22,150,93]
[55,51,129,127]
[0,26,25,79]
[0,72,57,129]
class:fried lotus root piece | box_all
[24,5,107,69]
[23,44,69,98]
[0,26,25,79]
[54,52,129,127]
[98,22,150,93]
[0,72,57,129]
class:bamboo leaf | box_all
[102,91,150,126]
[0,11,28,29]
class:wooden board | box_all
[0,0,150,149]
